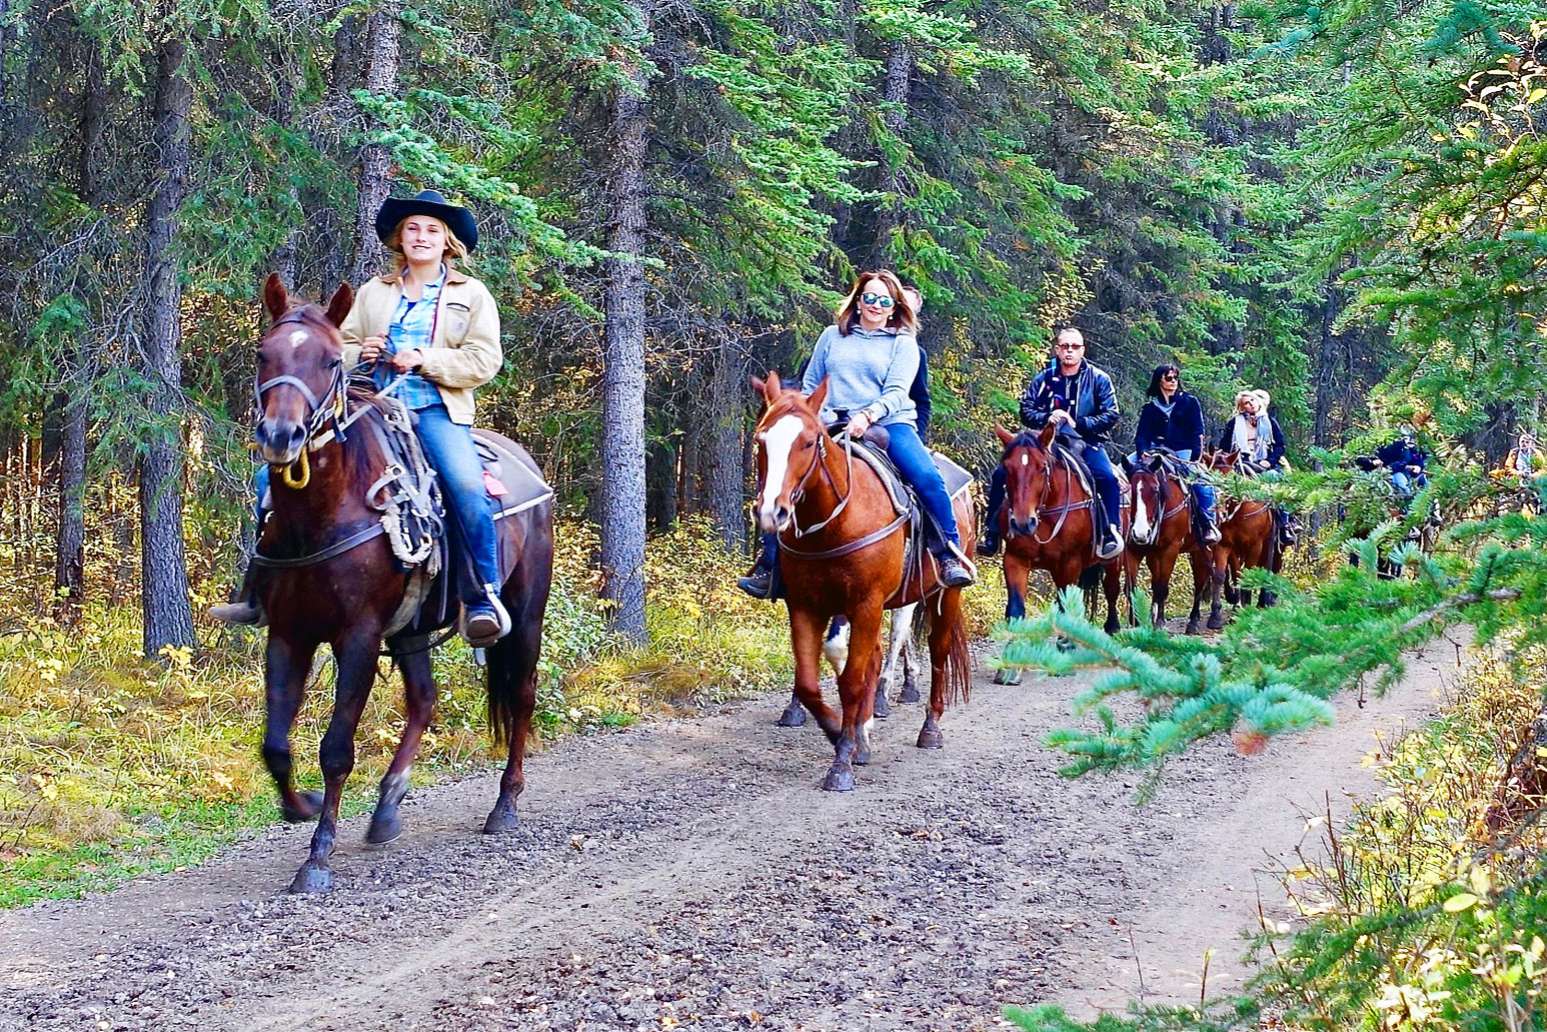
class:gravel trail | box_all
[0,636,1462,1031]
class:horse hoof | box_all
[482,806,520,835]
[821,766,856,792]
[992,667,1023,686]
[1185,620,1200,636]
[280,790,323,824]
[288,863,334,895]
[873,693,891,720]
[916,727,944,750]
[365,813,402,846]
[1206,613,1225,631]
[1056,637,1076,653]
[775,702,807,728]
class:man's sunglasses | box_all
[859,292,895,308]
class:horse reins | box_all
[761,417,909,560]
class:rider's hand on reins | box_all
[359,334,387,364]
[846,411,871,439]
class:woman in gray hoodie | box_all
[739,270,973,597]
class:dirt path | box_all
[0,636,1464,1031]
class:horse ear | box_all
[806,376,829,414]
[749,374,766,397]
[324,282,354,329]
[263,273,288,323]
[1038,423,1056,450]
[1221,450,1239,468]
[1149,454,1165,472]
[994,424,1015,446]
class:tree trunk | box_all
[599,19,653,641]
[138,39,196,656]
[267,45,300,286]
[54,389,87,621]
[308,15,358,294]
[348,4,401,286]
[78,36,105,206]
[706,333,748,551]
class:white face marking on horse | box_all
[288,329,309,349]
[1020,453,1029,466]
[1133,490,1151,540]
[758,415,803,527]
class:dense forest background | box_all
[0,0,1540,651]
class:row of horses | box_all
[245,286,1280,893]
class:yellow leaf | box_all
[1443,892,1479,912]
[1469,865,1492,896]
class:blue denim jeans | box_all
[254,463,271,527]
[415,404,500,600]
[1191,481,1216,523]
[884,422,960,549]
[1075,439,1123,532]
[1391,470,1427,497]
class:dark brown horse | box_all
[1199,450,1281,629]
[751,373,973,791]
[251,274,553,893]
[992,425,1125,682]
[1125,454,1212,634]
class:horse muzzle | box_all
[757,503,792,535]
[255,417,307,466]
[1008,512,1038,537]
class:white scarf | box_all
[1232,413,1271,465]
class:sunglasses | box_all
[1055,342,1084,350]
[859,292,895,308]
[1162,373,1179,381]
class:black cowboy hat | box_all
[374,189,479,252]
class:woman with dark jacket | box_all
[1130,364,1219,543]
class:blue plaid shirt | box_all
[376,267,444,411]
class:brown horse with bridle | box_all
[992,424,1126,682]
[751,373,973,791]
[250,275,553,893]
[1125,453,1213,634]
[1199,449,1282,628]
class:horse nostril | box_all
[286,423,306,447]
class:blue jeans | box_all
[1075,439,1123,533]
[1191,481,1216,523]
[1391,470,1427,497]
[254,463,271,526]
[885,422,960,550]
[416,404,500,600]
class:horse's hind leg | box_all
[263,635,321,824]
[919,588,967,750]
[366,646,437,846]
[484,566,551,835]
[1102,562,1122,634]
[290,629,381,894]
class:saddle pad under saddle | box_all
[849,439,973,517]
[471,428,554,518]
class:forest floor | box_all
[0,629,1464,1031]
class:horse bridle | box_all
[253,311,402,489]
[1009,443,1093,547]
[762,413,856,539]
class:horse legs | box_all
[995,552,1032,685]
[871,632,891,720]
[876,604,917,717]
[824,606,883,792]
[365,647,437,845]
[898,606,922,704]
[1185,550,1209,635]
[918,587,966,749]
[262,635,322,824]
[1102,561,1122,634]
[290,630,381,894]
[1206,546,1228,630]
[481,604,543,835]
[1150,550,1178,629]
[789,606,841,744]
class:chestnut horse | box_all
[992,425,1126,684]
[251,275,553,893]
[1125,454,1212,634]
[1199,450,1281,629]
[751,373,973,791]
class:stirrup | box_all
[461,586,512,646]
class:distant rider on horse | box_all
[212,190,511,645]
[980,327,1125,560]
[1130,363,1220,545]
[1216,388,1296,545]
[1374,427,1429,501]
[737,273,974,599]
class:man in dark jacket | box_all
[979,327,1124,560]
[1375,428,1428,498]
[904,286,932,442]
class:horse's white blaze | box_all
[1133,490,1151,540]
[288,329,309,349]
[1020,453,1029,466]
[757,415,803,525]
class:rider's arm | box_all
[911,348,931,441]
[863,332,921,425]
[1018,373,1048,429]
[1076,370,1120,438]
[1267,417,1287,467]
[1133,402,1158,455]
[416,281,503,389]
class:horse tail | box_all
[944,596,972,708]
[1078,563,1103,590]
[485,629,525,747]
